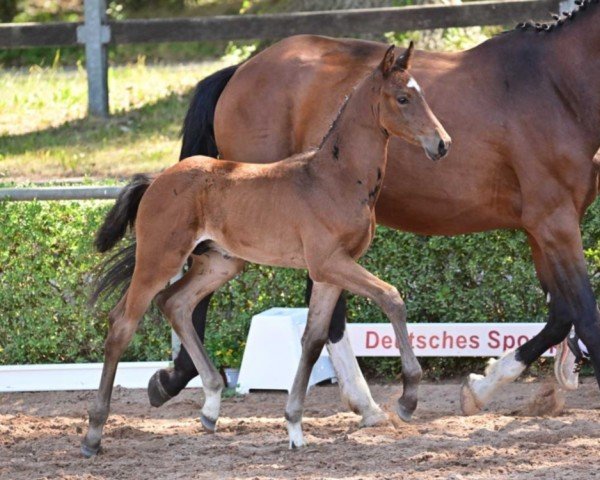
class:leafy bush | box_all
[1,198,599,379]
[0,0,19,22]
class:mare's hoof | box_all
[395,402,415,422]
[359,408,389,428]
[554,340,579,391]
[460,374,484,416]
[80,442,100,458]
[200,414,217,433]
[147,370,173,408]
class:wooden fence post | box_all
[77,0,110,118]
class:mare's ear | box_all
[395,41,415,71]
[380,45,396,77]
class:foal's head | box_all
[377,43,451,161]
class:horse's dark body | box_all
[149,3,600,413]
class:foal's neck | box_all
[314,73,390,193]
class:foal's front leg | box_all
[310,252,422,421]
[286,282,342,448]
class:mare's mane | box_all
[514,0,599,33]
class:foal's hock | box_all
[82,43,450,456]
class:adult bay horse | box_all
[148,2,600,419]
[82,45,450,456]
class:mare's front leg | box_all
[286,282,342,448]
[309,252,422,422]
[461,207,600,414]
[156,251,245,431]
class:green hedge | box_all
[1,199,599,379]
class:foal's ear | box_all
[380,45,396,77]
[395,41,415,71]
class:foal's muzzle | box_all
[423,134,452,162]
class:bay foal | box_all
[82,45,450,456]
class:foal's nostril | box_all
[438,139,447,157]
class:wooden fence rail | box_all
[1,0,560,48]
[0,186,121,201]
[0,0,564,117]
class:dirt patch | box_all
[1,380,600,479]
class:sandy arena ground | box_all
[1,380,599,479]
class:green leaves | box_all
[1,198,599,378]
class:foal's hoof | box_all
[359,408,389,428]
[460,374,484,416]
[80,442,100,458]
[200,414,217,433]
[287,421,305,449]
[395,402,415,423]
[147,370,173,408]
[289,438,307,450]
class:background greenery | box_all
[1,198,598,379]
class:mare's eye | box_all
[397,96,409,105]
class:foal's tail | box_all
[94,173,153,253]
[180,64,239,160]
[90,174,154,304]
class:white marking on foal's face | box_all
[407,76,422,94]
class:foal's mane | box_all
[514,0,599,33]
[318,92,352,150]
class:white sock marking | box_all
[470,350,526,406]
[287,420,305,449]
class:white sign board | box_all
[347,322,555,357]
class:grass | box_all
[0,58,232,181]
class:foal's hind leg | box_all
[156,251,245,432]
[285,282,342,448]
[81,267,180,457]
[309,253,422,422]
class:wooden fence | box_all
[0,0,566,117]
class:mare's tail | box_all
[90,174,153,304]
[180,64,239,160]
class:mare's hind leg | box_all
[309,252,422,422]
[156,251,245,432]
[327,327,388,426]
[305,279,387,427]
[461,209,600,414]
[81,263,183,457]
[147,295,211,407]
[285,282,342,448]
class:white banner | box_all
[347,322,555,357]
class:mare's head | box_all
[377,43,451,161]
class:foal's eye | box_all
[397,96,409,105]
